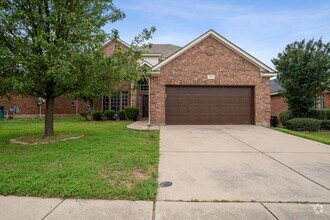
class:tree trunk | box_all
[44,96,55,137]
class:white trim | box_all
[139,60,154,68]
[130,82,134,107]
[152,29,276,74]
[101,95,104,111]
[261,73,277,77]
[102,38,133,50]
[270,92,280,96]
[148,77,151,126]
[75,99,78,115]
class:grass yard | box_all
[0,117,159,200]
[274,127,330,145]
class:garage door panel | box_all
[165,86,254,125]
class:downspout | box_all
[148,77,151,126]
[130,82,133,106]
[101,95,103,111]
[76,99,78,115]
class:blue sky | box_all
[104,0,330,67]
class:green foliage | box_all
[79,112,89,121]
[279,111,294,126]
[74,29,156,113]
[0,1,125,98]
[117,110,126,120]
[124,107,139,121]
[0,1,155,136]
[104,110,116,120]
[92,110,103,121]
[286,118,321,132]
[272,39,330,117]
[307,109,330,120]
[321,120,330,130]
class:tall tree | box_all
[0,1,154,136]
[272,39,330,117]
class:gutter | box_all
[148,77,151,126]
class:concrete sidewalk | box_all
[127,120,160,130]
[1,196,329,220]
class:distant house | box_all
[1,30,277,125]
[270,78,330,116]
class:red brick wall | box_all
[270,94,288,116]
[150,36,271,125]
[271,92,330,118]
[325,92,330,108]
[104,40,128,57]
[0,95,86,116]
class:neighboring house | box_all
[0,95,85,117]
[270,78,330,116]
[1,30,277,125]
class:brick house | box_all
[270,78,330,117]
[1,30,277,125]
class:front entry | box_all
[142,95,149,118]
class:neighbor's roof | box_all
[270,78,283,94]
[147,44,182,58]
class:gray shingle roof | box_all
[146,44,181,58]
[270,78,283,93]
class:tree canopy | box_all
[0,0,155,136]
[272,38,330,117]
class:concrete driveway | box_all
[158,125,330,202]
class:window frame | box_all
[71,97,76,107]
[139,81,149,92]
[110,93,121,112]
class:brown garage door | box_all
[165,86,254,125]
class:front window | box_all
[314,95,324,109]
[140,81,149,92]
[102,96,109,112]
[71,97,76,107]
[103,92,129,112]
[121,91,128,110]
[110,93,120,112]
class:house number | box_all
[207,74,215,80]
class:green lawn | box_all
[273,127,330,145]
[0,117,159,200]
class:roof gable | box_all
[103,38,131,49]
[152,30,276,76]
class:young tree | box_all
[75,29,155,114]
[272,39,330,117]
[0,1,154,136]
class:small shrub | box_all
[92,110,103,121]
[321,108,330,120]
[113,114,119,121]
[326,109,330,119]
[117,110,126,120]
[279,111,294,126]
[124,107,139,121]
[286,118,321,132]
[79,112,89,121]
[307,109,329,120]
[321,120,330,130]
[104,110,116,120]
